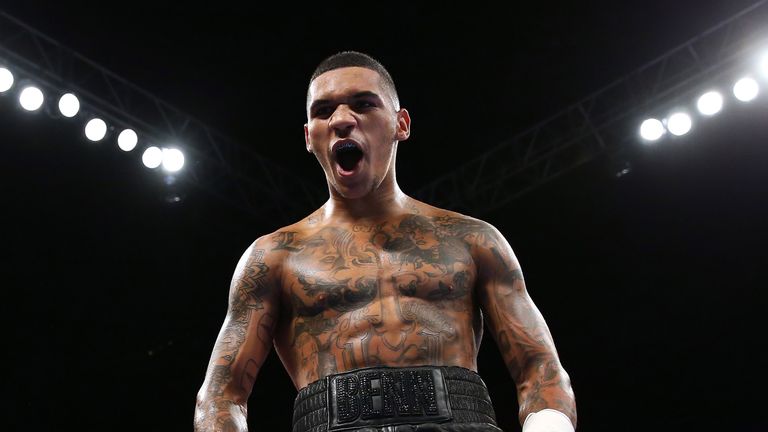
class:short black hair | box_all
[307,51,400,110]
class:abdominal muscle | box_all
[275,296,481,390]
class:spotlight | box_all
[667,112,692,136]
[0,67,13,92]
[161,148,185,172]
[58,93,80,118]
[639,118,665,142]
[696,91,723,116]
[117,129,138,152]
[19,86,44,111]
[733,77,759,102]
[142,146,163,169]
[84,118,107,141]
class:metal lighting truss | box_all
[0,10,325,223]
[414,1,768,216]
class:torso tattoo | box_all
[196,206,576,429]
[272,213,489,388]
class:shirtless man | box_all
[194,51,576,432]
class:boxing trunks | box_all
[292,365,503,432]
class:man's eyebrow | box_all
[309,91,384,112]
[350,91,382,100]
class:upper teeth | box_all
[336,142,358,152]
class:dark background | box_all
[2,1,767,431]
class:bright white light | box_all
[84,118,107,141]
[696,91,723,116]
[117,129,138,151]
[162,148,185,172]
[639,118,665,141]
[142,146,163,169]
[667,112,693,136]
[0,68,13,92]
[733,77,759,102]
[19,86,44,111]
[58,93,80,118]
[760,54,768,78]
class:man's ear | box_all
[304,124,312,153]
[395,108,411,141]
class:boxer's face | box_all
[305,67,410,199]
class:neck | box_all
[323,172,411,223]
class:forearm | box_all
[194,339,255,432]
[516,357,577,428]
[195,355,256,431]
[195,238,280,431]
[194,394,248,432]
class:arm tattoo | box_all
[196,247,277,432]
[232,249,270,312]
[482,233,576,425]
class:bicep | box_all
[202,240,281,403]
[482,274,558,384]
[474,226,558,383]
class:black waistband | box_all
[292,366,500,432]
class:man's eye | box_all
[354,100,375,110]
[312,107,332,118]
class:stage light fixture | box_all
[117,129,138,151]
[58,93,80,118]
[667,112,692,136]
[696,91,723,116]
[142,146,163,168]
[84,118,107,141]
[639,118,665,142]
[19,86,44,111]
[733,77,759,102]
[0,67,13,92]
[161,148,185,172]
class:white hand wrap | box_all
[522,409,575,432]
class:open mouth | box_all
[333,141,364,173]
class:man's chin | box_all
[332,178,374,200]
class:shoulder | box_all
[237,211,320,270]
[228,222,315,298]
[417,201,515,254]
[247,224,310,260]
[406,200,520,280]
[257,207,326,247]
[410,199,503,241]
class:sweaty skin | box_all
[194,66,576,431]
[274,209,485,387]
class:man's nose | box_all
[328,105,356,137]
